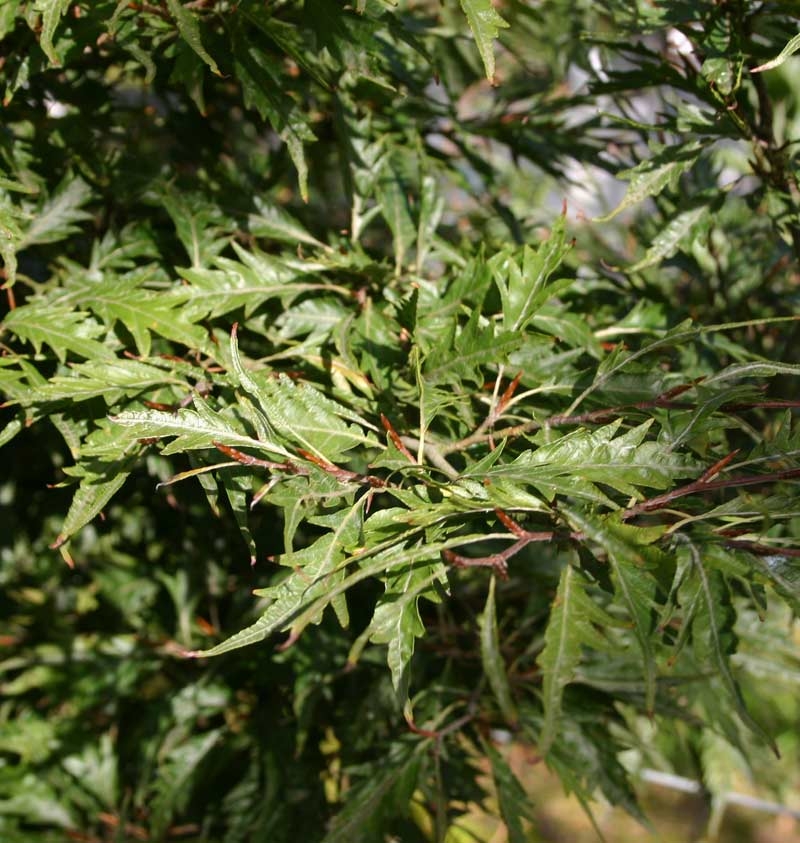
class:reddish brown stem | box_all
[381,413,417,463]
[447,460,800,576]
[213,441,295,472]
[724,540,800,558]
[697,449,740,484]
[444,387,800,455]
[623,467,800,519]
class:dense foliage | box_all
[1,1,800,840]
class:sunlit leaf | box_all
[458,0,509,82]
[165,0,221,76]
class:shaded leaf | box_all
[53,460,133,548]
[20,176,92,248]
[565,508,661,713]
[480,576,517,725]
[537,563,617,754]
[322,743,423,843]
[679,540,777,754]
[595,143,704,222]
[485,742,534,843]
[365,559,448,704]
[629,203,711,272]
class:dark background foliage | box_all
[1,2,800,841]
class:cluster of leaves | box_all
[1,1,800,841]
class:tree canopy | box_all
[1,1,800,840]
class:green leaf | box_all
[111,398,292,458]
[322,743,423,843]
[179,251,331,320]
[232,35,315,201]
[248,198,328,250]
[366,560,448,703]
[149,729,223,839]
[230,329,374,461]
[485,742,535,843]
[423,314,522,387]
[2,303,115,363]
[157,187,231,268]
[487,420,695,504]
[165,0,221,76]
[20,358,178,405]
[751,32,800,73]
[195,500,368,657]
[594,143,705,222]
[540,707,647,826]
[415,174,444,272]
[220,471,259,567]
[53,461,133,548]
[679,540,777,754]
[628,203,711,272]
[0,713,58,764]
[63,733,118,810]
[377,157,416,275]
[480,576,517,726]
[33,0,70,65]
[0,186,31,287]
[458,0,509,82]
[491,218,572,332]
[565,508,660,714]
[537,563,616,754]
[20,176,92,248]
[79,272,210,357]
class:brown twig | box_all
[723,540,800,558]
[442,389,800,455]
[443,509,583,577]
[213,441,298,473]
[381,413,417,463]
[443,383,697,455]
[622,466,800,519]
[297,448,388,488]
[444,462,800,575]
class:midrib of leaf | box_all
[111,407,292,458]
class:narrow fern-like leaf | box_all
[458,0,509,82]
